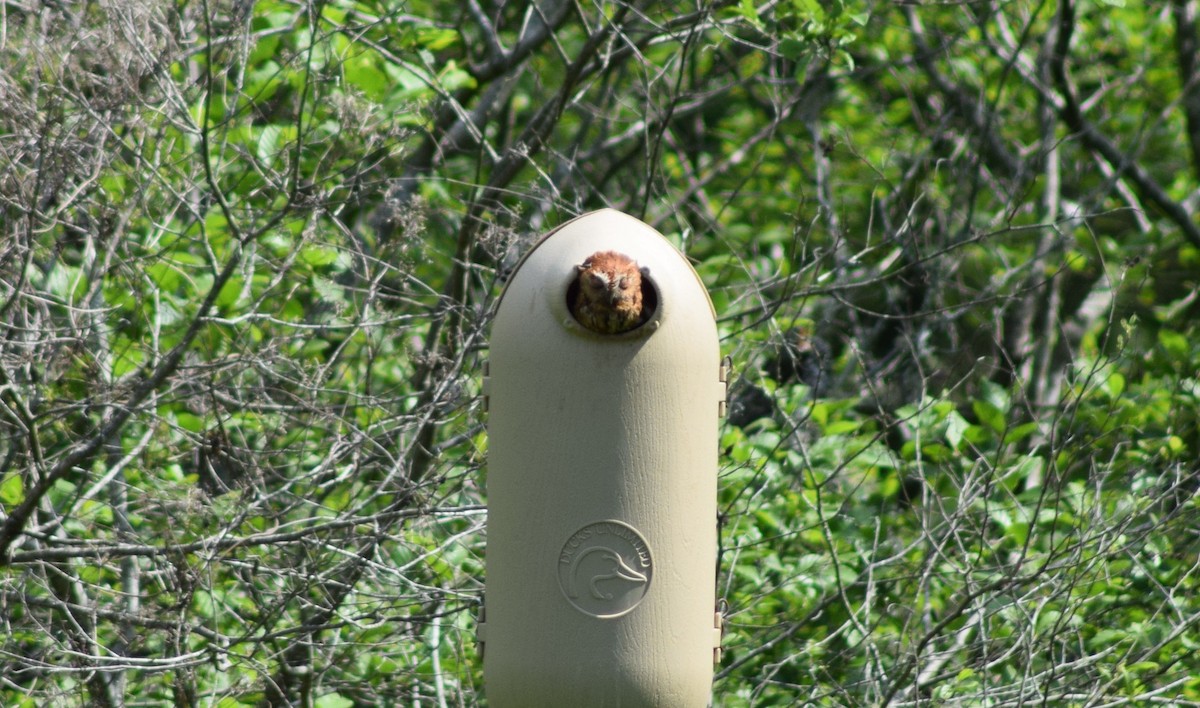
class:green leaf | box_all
[146,261,182,291]
[857,443,897,469]
[972,399,1006,434]
[300,244,340,267]
[257,125,283,165]
[111,348,145,378]
[323,484,352,513]
[920,442,952,463]
[216,276,245,309]
[780,38,809,60]
[1158,329,1188,359]
[1006,422,1039,444]
[1012,456,1044,490]
[0,473,24,506]
[1105,370,1125,397]
[173,411,205,432]
[438,61,476,91]
[734,0,763,27]
[416,27,460,51]
[945,410,970,448]
[314,694,354,708]
[345,56,388,101]
[823,420,859,435]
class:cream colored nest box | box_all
[481,209,726,707]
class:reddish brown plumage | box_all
[569,250,648,334]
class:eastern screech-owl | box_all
[569,250,649,334]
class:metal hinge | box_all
[713,609,725,664]
[476,601,486,659]
[718,356,732,418]
[481,360,490,412]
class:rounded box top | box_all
[494,209,715,345]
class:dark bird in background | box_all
[569,250,651,334]
[194,428,247,496]
[765,324,831,395]
[726,380,774,429]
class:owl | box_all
[569,250,649,334]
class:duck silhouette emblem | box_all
[558,521,653,618]
[569,548,648,600]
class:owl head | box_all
[577,251,646,308]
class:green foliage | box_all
[2,0,1199,705]
[716,329,1200,703]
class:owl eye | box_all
[617,277,629,289]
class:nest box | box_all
[481,209,726,707]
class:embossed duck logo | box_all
[568,547,649,600]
